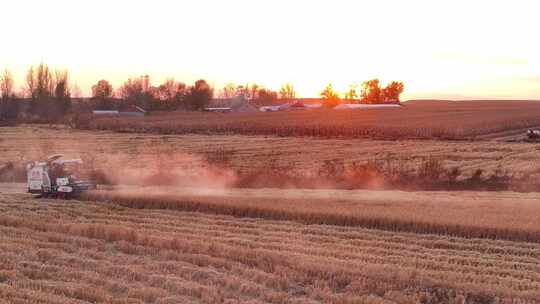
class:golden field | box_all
[1,124,540,180]
[1,192,540,303]
[87,187,540,242]
[2,100,540,303]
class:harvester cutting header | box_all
[26,154,96,198]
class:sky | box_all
[1,0,540,99]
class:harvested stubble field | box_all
[2,124,540,181]
[1,192,540,303]
[86,100,540,140]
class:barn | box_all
[334,104,401,110]
[93,105,147,117]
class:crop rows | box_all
[0,194,539,303]
[87,100,540,139]
[86,190,540,243]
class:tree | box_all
[320,83,341,108]
[255,88,278,105]
[91,80,115,110]
[34,63,54,100]
[26,63,55,101]
[279,83,296,100]
[118,77,144,101]
[344,84,358,101]
[151,78,186,110]
[219,83,236,99]
[235,85,248,98]
[249,84,259,100]
[0,69,14,100]
[184,79,213,111]
[360,79,382,104]
[381,81,404,103]
[92,80,114,100]
[53,70,71,116]
[25,63,66,120]
[0,69,18,120]
[162,78,185,102]
[26,66,36,99]
[117,76,153,109]
[54,70,70,100]
[71,83,83,98]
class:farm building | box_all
[288,100,322,110]
[93,105,147,117]
[230,95,258,113]
[206,95,258,113]
[259,100,322,112]
[334,103,401,110]
[259,105,282,112]
[204,107,232,113]
[92,110,119,116]
[119,105,147,116]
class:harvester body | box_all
[26,155,95,198]
[527,129,540,140]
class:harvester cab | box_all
[526,129,540,140]
[26,154,96,198]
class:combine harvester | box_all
[526,129,540,141]
[26,154,96,199]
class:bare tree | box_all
[26,62,54,100]
[35,63,54,99]
[344,84,358,101]
[54,70,70,100]
[162,78,185,101]
[117,76,153,108]
[0,69,18,120]
[71,83,82,98]
[0,69,14,100]
[26,66,36,99]
[25,63,71,120]
[279,83,296,100]
[249,84,259,100]
[54,70,71,116]
[219,83,236,99]
[255,88,278,105]
[148,78,186,110]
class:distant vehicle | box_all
[526,129,540,140]
[26,154,96,199]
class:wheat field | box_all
[1,193,540,303]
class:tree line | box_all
[92,76,214,112]
[0,63,73,122]
[320,79,404,108]
[0,62,405,122]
